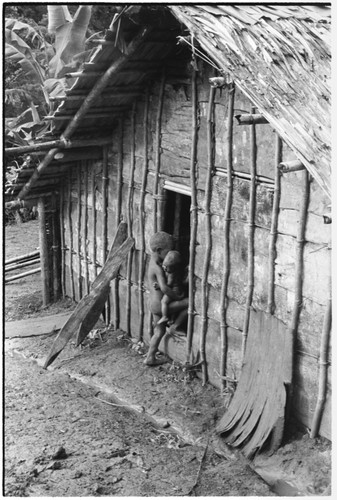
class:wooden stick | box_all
[200,85,216,385]
[5,250,40,266]
[289,170,310,403]
[102,146,110,325]
[51,193,61,302]
[77,164,82,300]
[241,105,257,361]
[220,83,235,392]
[59,178,66,298]
[153,68,166,233]
[67,170,75,300]
[267,135,282,314]
[5,258,40,273]
[278,160,305,173]
[91,167,97,280]
[38,197,50,306]
[44,110,128,120]
[5,136,113,155]
[5,267,41,283]
[235,114,268,125]
[126,104,136,336]
[138,90,149,341]
[114,118,123,330]
[310,277,331,438]
[186,68,198,365]
[15,26,151,202]
[83,161,89,295]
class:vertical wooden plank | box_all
[138,89,149,340]
[220,83,235,392]
[153,69,166,233]
[77,163,82,300]
[173,193,182,250]
[67,169,75,300]
[91,166,97,280]
[59,177,66,298]
[267,134,282,314]
[289,170,310,403]
[83,161,89,295]
[51,192,60,301]
[102,145,109,324]
[241,105,257,360]
[200,84,216,385]
[38,197,50,306]
[126,103,136,336]
[114,118,123,330]
[186,69,198,364]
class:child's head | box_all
[162,250,181,273]
[149,231,174,262]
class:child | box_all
[144,232,188,366]
[158,250,185,325]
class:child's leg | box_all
[158,295,170,325]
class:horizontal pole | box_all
[5,250,40,265]
[278,160,306,173]
[5,136,113,155]
[44,110,128,120]
[5,192,59,211]
[49,91,143,101]
[5,257,40,273]
[235,114,269,125]
[5,267,41,283]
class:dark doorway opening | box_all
[162,190,191,267]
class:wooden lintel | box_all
[235,114,269,125]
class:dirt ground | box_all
[3,220,332,497]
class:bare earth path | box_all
[3,220,331,496]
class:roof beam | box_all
[5,136,113,155]
[10,25,151,203]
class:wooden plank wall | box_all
[61,63,331,438]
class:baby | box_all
[158,250,185,326]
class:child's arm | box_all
[155,266,183,300]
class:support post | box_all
[153,68,166,233]
[38,197,50,306]
[114,118,123,330]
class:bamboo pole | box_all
[241,106,257,361]
[278,160,305,173]
[5,250,40,266]
[114,118,123,330]
[15,26,150,202]
[289,169,310,404]
[44,110,127,120]
[186,68,198,365]
[38,197,50,306]
[5,136,113,155]
[51,193,61,301]
[220,83,235,392]
[310,275,331,438]
[59,177,66,298]
[5,258,40,273]
[77,164,82,300]
[235,114,269,125]
[267,135,282,314]
[138,89,149,341]
[153,68,166,233]
[67,170,75,300]
[91,167,97,280]
[83,161,89,295]
[126,104,136,336]
[5,267,41,283]
[200,85,216,385]
[102,145,110,325]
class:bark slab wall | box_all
[61,65,331,439]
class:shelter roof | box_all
[6,3,331,201]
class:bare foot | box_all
[144,356,169,366]
[157,316,169,325]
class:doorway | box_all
[162,190,191,267]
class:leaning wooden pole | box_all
[38,197,50,306]
[14,26,151,202]
[289,169,310,404]
[83,161,90,295]
[5,136,113,155]
[153,68,166,233]
[241,106,257,361]
[77,163,82,300]
[310,276,331,438]
[91,167,97,280]
[114,118,123,330]
[102,145,110,324]
[67,170,75,300]
[219,83,235,392]
[138,90,149,341]
[126,104,136,336]
[186,69,198,364]
[200,85,215,385]
[267,134,282,314]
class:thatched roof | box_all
[6,3,331,201]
